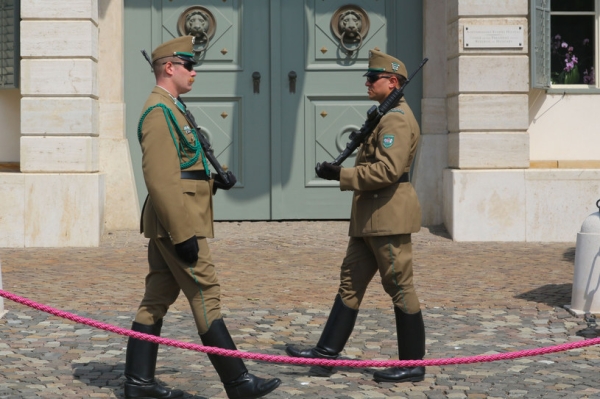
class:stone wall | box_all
[0,0,138,247]
[442,0,600,242]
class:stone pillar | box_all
[19,0,104,247]
[413,0,448,226]
[98,0,139,230]
[443,0,530,241]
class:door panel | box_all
[277,0,422,219]
[125,0,271,221]
[161,0,271,220]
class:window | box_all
[0,0,19,89]
[531,0,597,89]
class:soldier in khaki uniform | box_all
[124,36,281,399]
[286,49,426,383]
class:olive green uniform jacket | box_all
[339,98,421,236]
[138,87,214,244]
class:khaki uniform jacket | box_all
[138,87,214,244]
[339,98,421,237]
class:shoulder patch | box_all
[382,134,395,148]
[389,109,405,114]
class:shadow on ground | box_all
[423,224,452,240]
[72,362,208,399]
[563,247,576,263]
[514,283,572,308]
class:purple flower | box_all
[552,32,590,84]
[565,61,575,72]
[583,67,595,84]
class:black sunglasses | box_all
[163,60,195,72]
[366,74,392,84]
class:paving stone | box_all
[0,223,596,398]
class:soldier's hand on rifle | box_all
[316,161,341,181]
[212,171,237,194]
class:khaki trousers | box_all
[338,234,421,314]
[134,237,222,334]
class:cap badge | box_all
[391,62,400,72]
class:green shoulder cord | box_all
[137,103,210,172]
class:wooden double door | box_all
[124,0,423,220]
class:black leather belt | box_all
[181,170,209,180]
[397,173,409,183]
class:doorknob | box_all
[252,71,261,94]
[288,71,297,93]
[178,6,217,56]
[331,5,370,55]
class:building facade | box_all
[0,0,598,247]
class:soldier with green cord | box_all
[124,35,281,399]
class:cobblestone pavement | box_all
[1,222,599,399]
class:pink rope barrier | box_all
[1,289,599,368]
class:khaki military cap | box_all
[151,36,197,64]
[364,49,407,79]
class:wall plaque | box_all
[463,25,524,48]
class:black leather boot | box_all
[285,294,358,364]
[201,318,281,399]
[124,320,184,398]
[373,307,426,383]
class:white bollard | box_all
[568,209,600,315]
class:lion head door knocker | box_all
[331,5,370,56]
[177,6,216,56]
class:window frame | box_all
[531,0,600,93]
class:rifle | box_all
[141,50,234,187]
[316,58,428,173]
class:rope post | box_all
[577,313,599,338]
[567,199,600,316]
[0,258,6,319]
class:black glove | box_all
[315,161,341,181]
[212,171,237,194]
[174,236,199,264]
